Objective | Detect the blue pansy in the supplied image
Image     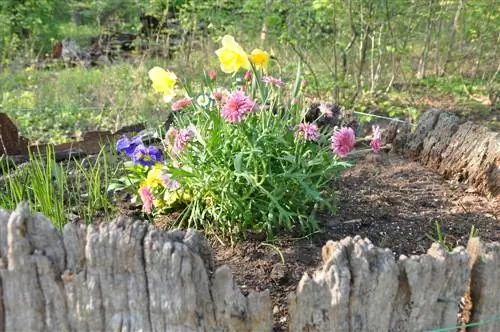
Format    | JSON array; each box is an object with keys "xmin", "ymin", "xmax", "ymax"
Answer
[
  {"xmin": 117, "ymin": 135, "xmax": 143, "ymax": 156},
  {"xmin": 132, "ymin": 144, "xmax": 163, "ymax": 166}
]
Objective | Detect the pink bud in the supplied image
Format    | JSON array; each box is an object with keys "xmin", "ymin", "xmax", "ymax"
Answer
[{"xmin": 208, "ymin": 70, "xmax": 217, "ymax": 81}]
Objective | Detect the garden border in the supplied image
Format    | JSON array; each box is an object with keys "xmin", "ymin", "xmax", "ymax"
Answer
[{"xmin": 0, "ymin": 204, "xmax": 499, "ymax": 331}]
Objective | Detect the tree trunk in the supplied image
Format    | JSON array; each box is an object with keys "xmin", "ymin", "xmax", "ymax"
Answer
[
  {"xmin": 388, "ymin": 109, "xmax": 500, "ymax": 198},
  {"xmin": 417, "ymin": 0, "xmax": 435, "ymax": 79},
  {"xmin": 260, "ymin": 0, "xmax": 272, "ymax": 48},
  {"xmin": 442, "ymin": 0, "xmax": 465, "ymax": 75}
]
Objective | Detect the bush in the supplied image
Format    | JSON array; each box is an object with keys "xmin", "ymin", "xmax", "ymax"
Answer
[{"xmin": 110, "ymin": 35, "xmax": 379, "ymax": 241}]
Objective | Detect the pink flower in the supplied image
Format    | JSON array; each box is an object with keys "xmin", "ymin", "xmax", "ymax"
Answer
[
  {"xmin": 262, "ymin": 76, "xmax": 284, "ymax": 87},
  {"xmin": 208, "ymin": 70, "xmax": 217, "ymax": 81},
  {"xmin": 138, "ymin": 185, "xmax": 154, "ymax": 214},
  {"xmin": 370, "ymin": 125, "xmax": 381, "ymax": 153},
  {"xmin": 164, "ymin": 127, "xmax": 178, "ymax": 147},
  {"xmin": 301, "ymin": 79, "xmax": 307, "ymax": 89},
  {"xmin": 161, "ymin": 173, "xmax": 181, "ymax": 190},
  {"xmin": 319, "ymin": 103, "xmax": 333, "ymax": 118},
  {"xmin": 244, "ymin": 71, "xmax": 252, "ymax": 81},
  {"xmin": 171, "ymin": 97, "xmax": 192, "ymax": 111},
  {"xmin": 173, "ymin": 127, "xmax": 195, "ymax": 153},
  {"xmin": 220, "ymin": 91, "xmax": 256, "ymax": 123},
  {"xmin": 212, "ymin": 88, "xmax": 230, "ymax": 105},
  {"xmin": 331, "ymin": 127, "xmax": 356, "ymax": 158},
  {"xmin": 297, "ymin": 123, "xmax": 320, "ymax": 141}
]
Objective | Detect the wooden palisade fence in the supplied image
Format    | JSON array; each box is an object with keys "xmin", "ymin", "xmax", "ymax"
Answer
[{"xmin": 0, "ymin": 204, "xmax": 499, "ymax": 331}]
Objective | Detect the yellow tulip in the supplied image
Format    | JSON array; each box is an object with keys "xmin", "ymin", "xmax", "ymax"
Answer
[
  {"xmin": 148, "ymin": 66, "xmax": 177, "ymax": 102},
  {"xmin": 215, "ymin": 35, "xmax": 251, "ymax": 74},
  {"xmin": 250, "ymin": 49, "xmax": 270, "ymax": 72}
]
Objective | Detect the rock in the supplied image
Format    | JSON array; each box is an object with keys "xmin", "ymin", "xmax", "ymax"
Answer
[
  {"xmin": 270, "ymin": 263, "xmax": 288, "ymax": 284},
  {"xmin": 0, "ymin": 113, "xmax": 28, "ymax": 155}
]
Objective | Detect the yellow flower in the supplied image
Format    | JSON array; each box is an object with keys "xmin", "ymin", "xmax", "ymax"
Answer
[
  {"xmin": 148, "ymin": 66, "xmax": 177, "ymax": 102},
  {"xmin": 215, "ymin": 35, "xmax": 251, "ymax": 74},
  {"xmin": 144, "ymin": 165, "xmax": 165, "ymax": 189},
  {"xmin": 164, "ymin": 190, "xmax": 192, "ymax": 206},
  {"xmin": 250, "ymin": 49, "xmax": 270, "ymax": 72},
  {"xmin": 153, "ymin": 198, "xmax": 165, "ymax": 208}
]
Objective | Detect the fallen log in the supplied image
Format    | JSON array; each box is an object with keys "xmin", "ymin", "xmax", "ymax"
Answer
[{"xmin": 385, "ymin": 109, "xmax": 499, "ymax": 198}]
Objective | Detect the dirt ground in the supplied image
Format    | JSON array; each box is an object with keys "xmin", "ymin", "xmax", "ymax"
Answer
[{"xmin": 209, "ymin": 151, "xmax": 499, "ymax": 330}]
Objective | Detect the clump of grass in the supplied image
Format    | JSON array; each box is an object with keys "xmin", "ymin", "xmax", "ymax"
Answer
[
  {"xmin": 0, "ymin": 145, "xmax": 116, "ymax": 230},
  {"xmin": 426, "ymin": 220, "xmax": 480, "ymax": 252}
]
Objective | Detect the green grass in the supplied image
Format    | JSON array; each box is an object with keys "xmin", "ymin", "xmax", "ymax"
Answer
[{"xmin": 0, "ymin": 145, "xmax": 117, "ymax": 229}]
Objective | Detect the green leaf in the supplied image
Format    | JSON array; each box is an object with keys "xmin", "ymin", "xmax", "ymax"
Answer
[{"xmin": 234, "ymin": 152, "xmax": 243, "ymax": 172}]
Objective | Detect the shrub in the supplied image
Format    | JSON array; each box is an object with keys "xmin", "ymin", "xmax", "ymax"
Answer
[{"xmin": 110, "ymin": 35, "xmax": 380, "ymax": 241}]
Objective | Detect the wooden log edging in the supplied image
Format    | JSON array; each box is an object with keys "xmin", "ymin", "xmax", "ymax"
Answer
[
  {"xmin": 0, "ymin": 204, "xmax": 272, "ymax": 332},
  {"xmin": 384, "ymin": 108, "xmax": 499, "ymax": 198},
  {"xmin": 0, "ymin": 205, "xmax": 499, "ymax": 331},
  {"xmin": 288, "ymin": 237, "xmax": 470, "ymax": 331}
]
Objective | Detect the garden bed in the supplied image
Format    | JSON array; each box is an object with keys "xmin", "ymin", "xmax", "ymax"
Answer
[
  {"xmin": 106, "ymin": 143, "xmax": 497, "ymax": 330},
  {"xmin": 206, "ymin": 151, "xmax": 499, "ymax": 330}
]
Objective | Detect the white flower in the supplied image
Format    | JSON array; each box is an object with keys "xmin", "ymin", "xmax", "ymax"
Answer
[{"xmin": 197, "ymin": 94, "xmax": 210, "ymax": 107}]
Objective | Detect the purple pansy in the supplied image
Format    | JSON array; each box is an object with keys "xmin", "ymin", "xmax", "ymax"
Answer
[
  {"xmin": 132, "ymin": 144, "xmax": 164, "ymax": 166},
  {"xmin": 117, "ymin": 135, "xmax": 143, "ymax": 156}
]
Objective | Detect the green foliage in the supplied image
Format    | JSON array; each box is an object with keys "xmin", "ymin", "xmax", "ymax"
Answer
[
  {"xmin": 111, "ymin": 46, "xmax": 354, "ymax": 241},
  {"xmin": 0, "ymin": 146, "xmax": 115, "ymax": 230},
  {"xmin": 0, "ymin": 0, "xmax": 68, "ymax": 53}
]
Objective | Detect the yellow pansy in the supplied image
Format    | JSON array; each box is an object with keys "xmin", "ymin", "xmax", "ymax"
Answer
[
  {"xmin": 249, "ymin": 49, "xmax": 270, "ymax": 72},
  {"xmin": 148, "ymin": 66, "xmax": 177, "ymax": 102},
  {"xmin": 153, "ymin": 198, "xmax": 165, "ymax": 208},
  {"xmin": 144, "ymin": 165, "xmax": 165, "ymax": 189},
  {"xmin": 215, "ymin": 35, "xmax": 251, "ymax": 74},
  {"xmin": 164, "ymin": 190, "xmax": 193, "ymax": 206}
]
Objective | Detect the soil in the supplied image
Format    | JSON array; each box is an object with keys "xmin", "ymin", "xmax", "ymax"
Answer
[{"xmin": 207, "ymin": 151, "xmax": 499, "ymax": 331}]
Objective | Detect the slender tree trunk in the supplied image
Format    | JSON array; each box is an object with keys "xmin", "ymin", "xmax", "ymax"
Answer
[
  {"xmin": 442, "ymin": 0, "xmax": 465, "ymax": 75},
  {"xmin": 383, "ymin": 0, "xmax": 396, "ymax": 94},
  {"xmin": 331, "ymin": 4, "xmax": 340, "ymax": 102},
  {"xmin": 417, "ymin": 0, "xmax": 435, "ymax": 79},
  {"xmin": 352, "ymin": 1, "xmax": 372, "ymax": 103},
  {"xmin": 434, "ymin": 6, "xmax": 444, "ymax": 76},
  {"xmin": 371, "ymin": 24, "xmax": 384, "ymax": 95},
  {"xmin": 260, "ymin": 0, "xmax": 272, "ymax": 48}
]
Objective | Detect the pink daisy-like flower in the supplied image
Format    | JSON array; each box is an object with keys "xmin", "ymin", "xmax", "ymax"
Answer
[
  {"xmin": 220, "ymin": 91, "xmax": 256, "ymax": 123},
  {"xmin": 161, "ymin": 172, "xmax": 181, "ymax": 190},
  {"xmin": 164, "ymin": 127, "xmax": 178, "ymax": 147},
  {"xmin": 262, "ymin": 76, "xmax": 284, "ymax": 87},
  {"xmin": 138, "ymin": 185, "xmax": 154, "ymax": 214},
  {"xmin": 173, "ymin": 127, "xmax": 195, "ymax": 153},
  {"xmin": 297, "ymin": 123, "xmax": 320, "ymax": 141},
  {"xmin": 319, "ymin": 103, "xmax": 333, "ymax": 118},
  {"xmin": 211, "ymin": 88, "xmax": 230, "ymax": 105},
  {"xmin": 331, "ymin": 127, "xmax": 356, "ymax": 158},
  {"xmin": 370, "ymin": 125, "xmax": 381, "ymax": 153},
  {"xmin": 171, "ymin": 97, "xmax": 192, "ymax": 111}
]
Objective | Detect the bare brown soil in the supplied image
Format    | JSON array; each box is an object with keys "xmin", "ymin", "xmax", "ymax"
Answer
[{"xmin": 208, "ymin": 152, "xmax": 499, "ymax": 330}]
